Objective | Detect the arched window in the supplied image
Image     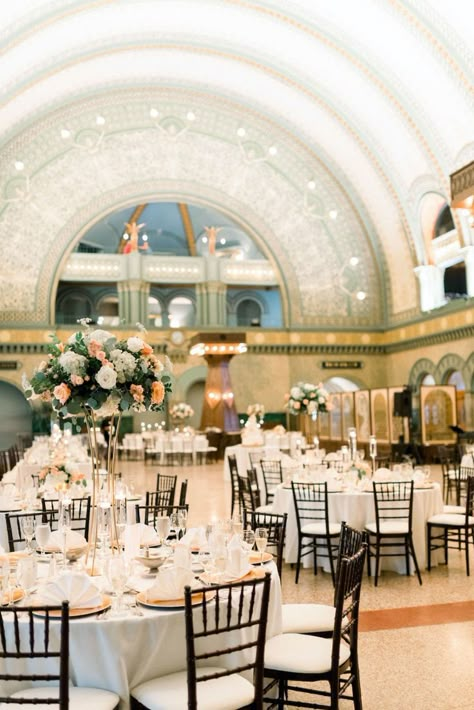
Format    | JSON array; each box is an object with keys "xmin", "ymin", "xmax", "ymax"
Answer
[
  {"xmin": 434, "ymin": 205, "xmax": 455, "ymax": 238},
  {"xmin": 444, "ymin": 262, "xmax": 467, "ymax": 300},
  {"xmin": 324, "ymin": 377, "xmax": 360, "ymax": 393},
  {"xmin": 97, "ymin": 295, "xmax": 119, "ymax": 327},
  {"xmin": 421, "ymin": 373, "xmax": 436, "ymax": 386},
  {"xmin": 148, "ymin": 296, "xmax": 163, "ymax": 327},
  {"xmin": 168, "ymin": 296, "xmax": 195, "ymax": 328},
  {"xmin": 236, "ymin": 298, "xmax": 262, "ymax": 327},
  {"xmin": 57, "ymin": 292, "xmax": 92, "ymax": 324}
]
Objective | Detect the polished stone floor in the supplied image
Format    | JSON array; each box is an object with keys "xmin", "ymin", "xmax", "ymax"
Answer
[{"xmin": 119, "ymin": 458, "xmax": 474, "ymax": 709}]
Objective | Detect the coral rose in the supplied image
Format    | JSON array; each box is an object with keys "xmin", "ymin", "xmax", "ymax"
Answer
[
  {"xmin": 141, "ymin": 343, "xmax": 153, "ymax": 356},
  {"xmin": 53, "ymin": 383, "xmax": 71, "ymax": 405},
  {"xmin": 151, "ymin": 380, "xmax": 165, "ymax": 405},
  {"xmin": 130, "ymin": 384, "xmax": 145, "ymax": 403}
]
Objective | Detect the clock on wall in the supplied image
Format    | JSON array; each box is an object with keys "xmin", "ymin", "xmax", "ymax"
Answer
[{"xmin": 170, "ymin": 330, "xmax": 185, "ymax": 346}]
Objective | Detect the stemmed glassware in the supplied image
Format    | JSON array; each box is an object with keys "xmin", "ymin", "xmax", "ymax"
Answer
[
  {"xmin": 106, "ymin": 556, "xmax": 129, "ymax": 616},
  {"xmin": 59, "ymin": 502, "xmax": 71, "ymax": 570},
  {"xmin": 155, "ymin": 515, "xmax": 171, "ymax": 548},
  {"xmin": 177, "ymin": 509, "xmax": 188, "ymax": 540},
  {"xmin": 254, "ymin": 527, "xmax": 268, "ymax": 566},
  {"xmin": 35, "ymin": 522, "xmax": 51, "ymax": 560},
  {"xmin": 20, "ymin": 516, "xmax": 37, "ymax": 555},
  {"xmin": 16, "ymin": 556, "xmax": 37, "ymax": 604},
  {"xmin": 242, "ymin": 529, "xmax": 255, "ymax": 553}
]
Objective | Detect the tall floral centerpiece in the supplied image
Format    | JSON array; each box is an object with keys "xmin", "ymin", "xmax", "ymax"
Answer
[
  {"xmin": 170, "ymin": 402, "xmax": 194, "ymax": 427},
  {"xmin": 23, "ymin": 320, "xmax": 172, "ymax": 564},
  {"xmin": 285, "ymin": 382, "xmax": 331, "ymax": 419}
]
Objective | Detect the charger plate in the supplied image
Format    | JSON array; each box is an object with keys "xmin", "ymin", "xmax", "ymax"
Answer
[
  {"xmin": 248, "ymin": 551, "xmax": 273, "ymax": 565},
  {"xmin": 0, "ymin": 551, "xmax": 29, "ymax": 567},
  {"xmin": 136, "ymin": 590, "xmax": 215, "ymax": 609},
  {"xmin": 32, "ymin": 594, "xmax": 112, "ymax": 618},
  {"xmin": 199, "ymin": 566, "xmax": 265, "ymax": 585}
]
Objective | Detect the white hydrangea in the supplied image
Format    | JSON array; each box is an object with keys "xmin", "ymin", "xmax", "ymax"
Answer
[
  {"xmin": 95, "ymin": 365, "xmax": 117, "ymax": 390},
  {"xmin": 110, "ymin": 349, "xmax": 137, "ymax": 383},
  {"xmin": 290, "ymin": 386, "xmax": 303, "ymax": 399},
  {"xmin": 85, "ymin": 329, "xmax": 115, "ymax": 345},
  {"xmin": 127, "ymin": 337, "xmax": 145, "ymax": 353},
  {"xmin": 59, "ymin": 351, "xmax": 88, "ymax": 375}
]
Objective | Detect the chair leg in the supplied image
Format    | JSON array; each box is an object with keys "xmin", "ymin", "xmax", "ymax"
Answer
[
  {"xmin": 409, "ymin": 535, "xmax": 422, "ymax": 585},
  {"xmin": 313, "ymin": 538, "xmax": 318, "ymax": 576},
  {"xmin": 366, "ymin": 538, "xmax": 372, "ymax": 577},
  {"xmin": 465, "ymin": 530, "xmax": 470, "ymax": 576},
  {"xmin": 444, "ymin": 529, "xmax": 449, "ymax": 565},
  {"xmin": 405, "ymin": 536, "xmax": 410, "ymax": 577},
  {"xmin": 375, "ymin": 536, "xmax": 381, "ymax": 586},
  {"xmin": 327, "ymin": 537, "xmax": 336, "ymax": 586},
  {"xmin": 351, "ymin": 663, "xmax": 363, "ymax": 710},
  {"xmin": 295, "ymin": 539, "xmax": 302, "ymax": 584}
]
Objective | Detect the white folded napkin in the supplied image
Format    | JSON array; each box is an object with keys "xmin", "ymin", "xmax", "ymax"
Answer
[
  {"xmin": 174, "ymin": 542, "xmax": 192, "ymax": 569},
  {"xmin": 179, "ymin": 527, "xmax": 207, "ymax": 548},
  {"xmin": 136, "ymin": 523, "xmax": 159, "ymax": 546},
  {"xmin": 38, "ymin": 572, "xmax": 102, "ymax": 608},
  {"xmin": 412, "ymin": 468, "xmax": 425, "ymax": 484},
  {"xmin": 226, "ymin": 535, "xmax": 250, "ymax": 579},
  {"xmin": 0, "ymin": 496, "xmax": 20, "ymax": 511},
  {"xmin": 145, "ymin": 566, "xmax": 197, "ymax": 601},
  {"xmin": 48, "ymin": 529, "xmax": 87, "ymax": 550}
]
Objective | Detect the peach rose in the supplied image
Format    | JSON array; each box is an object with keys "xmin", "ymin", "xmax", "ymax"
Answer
[
  {"xmin": 87, "ymin": 340, "xmax": 103, "ymax": 358},
  {"xmin": 293, "ymin": 401, "xmax": 301, "ymax": 409},
  {"xmin": 130, "ymin": 384, "xmax": 145, "ymax": 403},
  {"xmin": 70, "ymin": 374, "xmax": 84, "ymax": 386},
  {"xmin": 151, "ymin": 380, "xmax": 165, "ymax": 406},
  {"xmin": 141, "ymin": 343, "xmax": 153, "ymax": 356},
  {"xmin": 53, "ymin": 383, "xmax": 71, "ymax": 405}
]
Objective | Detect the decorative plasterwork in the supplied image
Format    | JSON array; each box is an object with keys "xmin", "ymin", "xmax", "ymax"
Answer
[{"xmin": 0, "ymin": 92, "xmax": 384, "ymax": 328}]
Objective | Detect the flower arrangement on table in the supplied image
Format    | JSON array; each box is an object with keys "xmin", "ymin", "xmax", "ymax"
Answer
[
  {"xmin": 246, "ymin": 403, "xmax": 265, "ymax": 419},
  {"xmin": 353, "ymin": 460, "xmax": 372, "ymax": 481},
  {"xmin": 170, "ymin": 402, "xmax": 194, "ymax": 421},
  {"xmin": 38, "ymin": 463, "xmax": 87, "ymax": 492},
  {"xmin": 22, "ymin": 320, "xmax": 172, "ymax": 419},
  {"xmin": 285, "ymin": 382, "xmax": 331, "ymax": 418}
]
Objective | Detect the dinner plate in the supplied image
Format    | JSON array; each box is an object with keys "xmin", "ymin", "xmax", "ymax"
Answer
[
  {"xmin": 32, "ymin": 594, "xmax": 112, "ymax": 618},
  {"xmin": 136, "ymin": 590, "xmax": 213, "ymax": 609},
  {"xmin": 1, "ymin": 588, "xmax": 25, "ymax": 605},
  {"xmin": 199, "ymin": 566, "xmax": 265, "ymax": 585},
  {"xmin": 248, "ymin": 551, "xmax": 273, "ymax": 565}
]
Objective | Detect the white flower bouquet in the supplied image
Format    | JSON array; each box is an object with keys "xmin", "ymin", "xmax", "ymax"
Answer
[
  {"xmin": 170, "ymin": 402, "xmax": 194, "ymax": 420},
  {"xmin": 285, "ymin": 381, "xmax": 331, "ymax": 417},
  {"xmin": 23, "ymin": 321, "xmax": 172, "ymax": 418},
  {"xmin": 247, "ymin": 403, "xmax": 265, "ymax": 419}
]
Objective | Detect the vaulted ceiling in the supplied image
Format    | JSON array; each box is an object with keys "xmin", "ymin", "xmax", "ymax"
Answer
[{"xmin": 0, "ymin": 0, "xmax": 472, "ymax": 327}]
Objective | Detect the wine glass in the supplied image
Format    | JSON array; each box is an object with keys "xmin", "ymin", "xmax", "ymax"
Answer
[
  {"xmin": 59, "ymin": 504, "xmax": 71, "ymax": 570},
  {"xmin": 177, "ymin": 509, "xmax": 188, "ymax": 540},
  {"xmin": 198, "ymin": 547, "xmax": 214, "ymax": 582},
  {"xmin": 35, "ymin": 522, "xmax": 51, "ymax": 560},
  {"xmin": 213, "ymin": 546, "xmax": 227, "ymax": 584},
  {"xmin": 242, "ymin": 529, "xmax": 255, "ymax": 553},
  {"xmin": 16, "ymin": 557, "xmax": 37, "ymax": 604},
  {"xmin": 155, "ymin": 515, "xmax": 171, "ymax": 546},
  {"xmin": 20, "ymin": 516, "xmax": 37, "ymax": 555},
  {"xmin": 255, "ymin": 528, "xmax": 268, "ymax": 566},
  {"xmin": 107, "ymin": 556, "xmax": 129, "ymax": 616}
]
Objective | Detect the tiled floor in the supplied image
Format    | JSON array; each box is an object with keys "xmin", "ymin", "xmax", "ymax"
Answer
[{"xmin": 119, "ymin": 458, "xmax": 474, "ymax": 709}]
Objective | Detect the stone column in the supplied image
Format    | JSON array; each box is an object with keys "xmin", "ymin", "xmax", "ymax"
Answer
[
  {"xmin": 414, "ymin": 265, "xmax": 447, "ymax": 312},
  {"xmin": 195, "ymin": 283, "xmax": 227, "ymax": 326},
  {"xmin": 118, "ymin": 280, "xmax": 149, "ymax": 325}
]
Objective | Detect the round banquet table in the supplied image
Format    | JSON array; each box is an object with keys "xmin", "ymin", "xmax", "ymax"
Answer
[
  {"xmin": 272, "ymin": 482, "xmax": 444, "ymax": 574},
  {"xmin": 0, "ymin": 562, "xmax": 282, "ymax": 709}
]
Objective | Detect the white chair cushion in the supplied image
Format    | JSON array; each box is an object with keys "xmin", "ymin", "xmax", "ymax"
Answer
[
  {"xmin": 264, "ymin": 633, "xmax": 350, "ymax": 674},
  {"xmin": 282, "ymin": 603, "xmax": 335, "ymax": 634},
  {"xmin": 443, "ymin": 505, "xmax": 466, "ymax": 515},
  {"xmin": 428, "ymin": 513, "xmax": 474, "ymax": 526},
  {"xmin": 301, "ymin": 522, "xmax": 340, "ymax": 536},
  {"xmin": 3, "ymin": 687, "xmax": 119, "ymax": 710},
  {"xmin": 365, "ymin": 521, "xmax": 409, "ymax": 535},
  {"xmin": 131, "ymin": 667, "xmax": 254, "ymax": 710},
  {"xmin": 256, "ymin": 504, "xmax": 274, "ymax": 514}
]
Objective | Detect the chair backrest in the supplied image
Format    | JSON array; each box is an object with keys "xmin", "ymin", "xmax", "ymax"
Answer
[
  {"xmin": 244, "ymin": 511, "xmax": 287, "ymax": 577},
  {"xmin": 146, "ymin": 488, "xmax": 175, "ymax": 513},
  {"xmin": 331, "ymin": 544, "xmax": 367, "ymax": 677},
  {"xmin": 5, "ymin": 510, "xmax": 53, "ymax": 552},
  {"xmin": 135, "ymin": 503, "xmax": 189, "ymax": 528},
  {"xmin": 333, "ymin": 521, "xmax": 368, "ymax": 605},
  {"xmin": 259, "ymin": 460, "xmax": 283, "ymax": 499},
  {"xmin": 0, "ymin": 602, "xmax": 70, "ymax": 709},
  {"xmin": 178, "ymin": 479, "xmax": 188, "ymax": 507},
  {"xmin": 238, "ymin": 474, "xmax": 258, "ymax": 515},
  {"xmin": 227, "ymin": 454, "xmax": 241, "ymax": 498},
  {"xmin": 155, "ymin": 473, "xmax": 177, "ymax": 503},
  {"xmin": 184, "ymin": 574, "xmax": 271, "ymax": 710},
  {"xmin": 372, "ymin": 481, "xmax": 414, "ymax": 531},
  {"xmin": 41, "ymin": 496, "xmax": 92, "ymax": 540},
  {"xmin": 291, "ymin": 481, "xmax": 330, "ymax": 533},
  {"xmin": 463, "ymin": 473, "xmax": 474, "ymax": 518}
]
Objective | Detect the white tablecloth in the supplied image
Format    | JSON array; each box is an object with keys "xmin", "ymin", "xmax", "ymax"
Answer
[
  {"xmin": 224, "ymin": 445, "xmax": 300, "ymax": 504},
  {"xmin": 272, "ymin": 483, "xmax": 444, "ymax": 574},
  {"xmin": 0, "ymin": 562, "xmax": 282, "ymax": 709},
  {"xmin": 460, "ymin": 453, "xmax": 474, "ymax": 468}
]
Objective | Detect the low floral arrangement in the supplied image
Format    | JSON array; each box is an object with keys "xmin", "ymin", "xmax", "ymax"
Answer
[
  {"xmin": 38, "ymin": 463, "xmax": 87, "ymax": 492},
  {"xmin": 247, "ymin": 403, "xmax": 265, "ymax": 419},
  {"xmin": 353, "ymin": 461, "xmax": 372, "ymax": 480},
  {"xmin": 285, "ymin": 382, "xmax": 331, "ymax": 417},
  {"xmin": 23, "ymin": 320, "xmax": 172, "ymax": 419},
  {"xmin": 170, "ymin": 402, "xmax": 194, "ymax": 420}
]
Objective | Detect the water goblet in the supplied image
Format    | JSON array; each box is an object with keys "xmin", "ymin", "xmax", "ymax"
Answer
[
  {"xmin": 16, "ymin": 556, "xmax": 37, "ymax": 604},
  {"xmin": 255, "ymin": 528, "xmax": 268, "ymax": 566},
  {"xmin": 20, "ymin": 516, "xmax": 37, "ymax": 555},
  {"xmin": 177, "ymin": 509, "xmax": 188, "ymax": 540},
  {"xmin": 35, "ymin": 523, "xmax": 51, "ymax": 560},
  {"xmin": 213, "ymin": 546, "xmax": 227, "ymax": 584},
  {"xmin": 107, "ymin": 556, "xmax": 129, "ymax": 616},
  {"xmin": 155, "ymin": 515, "xmax": 171, "ymax": 546},
  {"xmin": 242, "ymin": 529, "xmax": 255, "ymax": 553}
]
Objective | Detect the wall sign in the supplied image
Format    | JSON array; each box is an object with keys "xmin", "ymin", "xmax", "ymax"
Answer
[
  {"xmin": 0, "ymin": 361, "xmax": 20, "ymax": 370},
  {"xmin": 321, "ymin": 361, "xmax": 363, "ymax": 369}
]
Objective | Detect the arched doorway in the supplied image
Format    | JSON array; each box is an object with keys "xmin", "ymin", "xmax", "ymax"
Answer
[
  {"xmin": 185, "ymin": 380, "xmax": 206, "ymax": 430},
  {"xmin": 0, "ymin": 381, "xmax": 33, "ymax": 449}
]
